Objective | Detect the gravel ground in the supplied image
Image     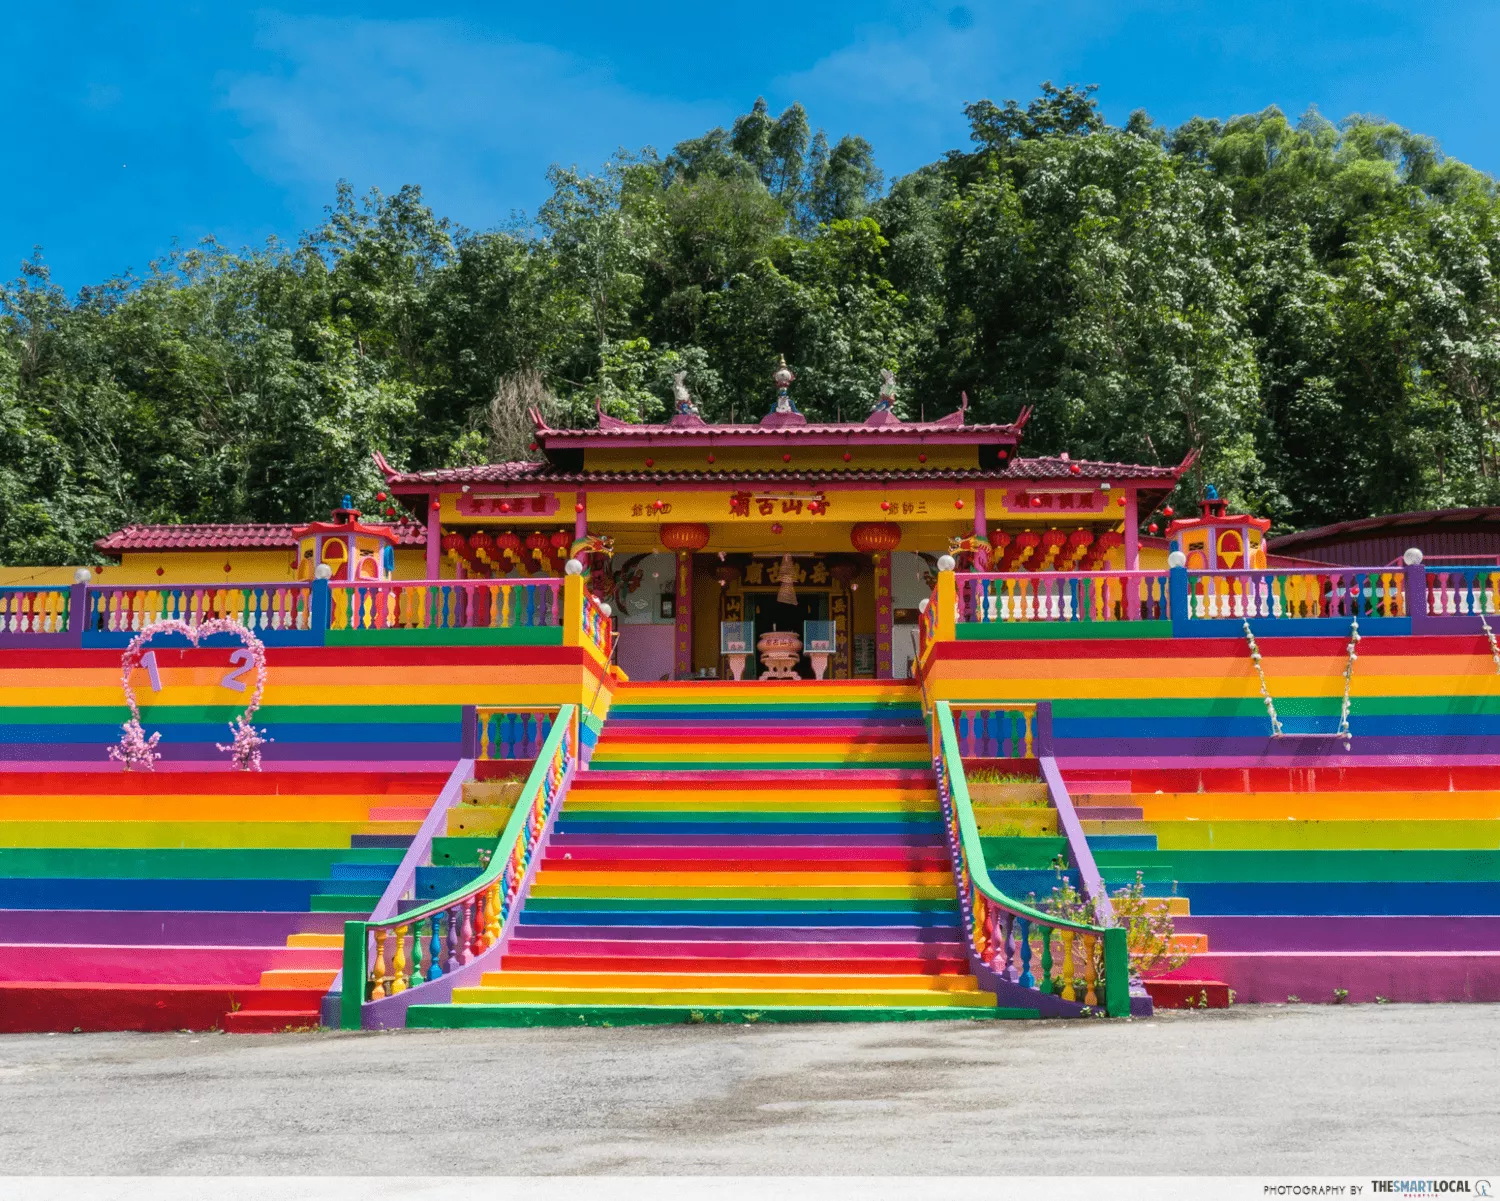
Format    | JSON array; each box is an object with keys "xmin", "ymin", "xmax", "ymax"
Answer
[{"xmin": 1, "ymin": 1005, "xmax": 1496, "ymax": 1176}]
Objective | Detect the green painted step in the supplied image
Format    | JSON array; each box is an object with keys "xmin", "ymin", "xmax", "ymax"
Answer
[
  {"xmin": 431, "ymin": 836, "xmax": 489, "ymax": 867},
  {"xmin": 311, "ymin": 893, "xmax": 382, "ymax": 912},
  {"xmin": 407, "ymin": 1004, "xmax": 1038, "ymax": 1027},
  {"xmin": 1091, "ymin": 848, "xmax": 1500, "ymax": 882},
  {"xmin": 981, "ymin": 836, "xmax": 1070, "ymax": 869},
  {"xmin": 0, "ymin": 847, "xmax": 406, "ymax": 878}
]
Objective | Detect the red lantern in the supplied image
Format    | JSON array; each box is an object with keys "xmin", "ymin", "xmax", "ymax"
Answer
[
  {"xmin": 644, "ymin": 458, "xmax": 654, "ymax": 468},
  {"xmin": 851, "ymin": 522, "xmax": 902, "ymax": 554},
  {"xmin": 575, "ymin": 502, "xmax": 585, "ymax": 513},
  {"xmin": 658, "ymin": 523, "xmax": 710, "ymax": 552},
  {"xmin": 707, "ymin": 453, "xmax": 715, "ymax": 464},
  {"xmin": 770, "ymin": 523, "xmax": 783, "ymax": 535},
  {"xmin": 1148, "ymin": 523, "xmax": 1159, "ymax": 534},
  {"xmin": 155, "ymin": 566, "xmax": 164, "ymax": 577},
  {"xmin": 1031, "ymin": 496, "xmax": 1042, "ymax": 507},
  {"xmin": 783, "ymin": 452, "xmax": 792, "ymax": 463},
  {"xmin": 842, "ymin": 452, "xmax": 852, "ymax": 462},
  {"xmin": 494, "ymin": 531, "xmax": 523, "ymax": 571},
  {"xmin": 955, "ymin": 499, "xmax": 965, "ymax": 510},
  {"xmin": 880, "ymin": 500, "xmax": 891, "ymax": 512},
  {"xmin": 1163, "ymin": 505, "xmax": 1175, "ymax": 517},
  {"xmin": 998, "ymin": 450, "xmax": 1008, "ymax": 459},
  {"xmin": 441, "ymin": 532, "xmax": 466, "ymax": 558},
  {"xmin": 1116, "ymin": 496, "xmax": 1126, "ymax": 507},
  {"xmin": 469, "ymin": 531, "xmax": 497, "ymax": 564},
  {"xmin": 1068, "ymin": 463, "xmax": 1081, "ymax": 475},
  {"xmin": 376, "ymin": 491, "xmax": 387, "ymax": 502},
  {"xmin": 918, "ymin": 452, "xmax": 927, "ymax": 463}
]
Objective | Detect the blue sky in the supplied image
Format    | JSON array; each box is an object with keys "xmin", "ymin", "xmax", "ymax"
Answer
[{"xmin": 11, "ymin": 1, "xmax": 1499, "ymax": 292}]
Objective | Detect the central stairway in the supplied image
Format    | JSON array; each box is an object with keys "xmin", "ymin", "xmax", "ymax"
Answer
[{"xmin": 409, "ymin": 681, "xmax": 1028, "ymax": 1026}]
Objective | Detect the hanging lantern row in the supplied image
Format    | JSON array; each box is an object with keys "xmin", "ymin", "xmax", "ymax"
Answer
[
  {"xmin": 850, "ymin": 522, "xmax": 902, "ymax": 554},
  {"xmin": 443, "ymin": 529, "xmax": 571, "ymax": 576}
]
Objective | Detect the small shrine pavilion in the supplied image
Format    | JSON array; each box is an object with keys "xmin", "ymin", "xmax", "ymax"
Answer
[{"xmin": 379, "ymin": 364, "xmax": 1191, "ymax": 681}]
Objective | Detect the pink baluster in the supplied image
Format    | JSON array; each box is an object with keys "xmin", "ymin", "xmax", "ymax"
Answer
[
  {"xmin": 458, "ymin": 899, "xmax": 474, "ymax": 965},
  {"xmin": 446, "ymin": 904, "xmax": 461, "ymax": 972}
]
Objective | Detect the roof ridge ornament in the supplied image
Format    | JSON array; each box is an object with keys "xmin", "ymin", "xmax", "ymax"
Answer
[
  {"xmin": 668, "ymin": 370, "xmax": 707, "ymax": 428},
  {"xmin": 761, "ymin": 355, "xmax": 807, "ymax": 428},
  {"xmin": 866, "ymin": 368, "xmax": 903, "ymax": 427}
]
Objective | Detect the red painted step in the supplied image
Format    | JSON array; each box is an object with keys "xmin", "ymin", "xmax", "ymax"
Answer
[
  {"xmin": 542, "ymin": 847, "xmax": 952, "ymax": 869},
  {"xmin": 222, "ymin": 1009, "xmax": 320, "ymax": 1033},
  {"xmin": 568, "ymin": 771, "xmax": 937, "ymax": 790},
  {"xmin": 0, "ymin": 982, "xmax": 252, "ymax": 1033},
  {"xmin": 1141, "ymin": 978, "xmax": 1233, "ymax": 1009},
  {"xmin": 500, "ymin": 952, "xmax": 972, "ymax": 974}
]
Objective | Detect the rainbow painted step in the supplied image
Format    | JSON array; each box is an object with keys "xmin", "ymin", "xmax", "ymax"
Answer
[
  {"xmin": 1064, "ymin": 764, "xmax": 1500, "ymax": 1003},
  {"xmin": 408, "ymin": 681, "xmax": 1023, "ymax": 1026},
  {"xmin": 0, "ymin": 770, "xmax": 446, "ymax": 1032}
]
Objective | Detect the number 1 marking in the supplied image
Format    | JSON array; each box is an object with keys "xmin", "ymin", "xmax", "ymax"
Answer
[{"xmin": 140, "ymin": 651, "xmax": 163, "ymax": 693}]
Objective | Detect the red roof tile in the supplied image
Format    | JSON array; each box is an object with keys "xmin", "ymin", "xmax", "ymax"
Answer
[{"xmin": 96, "ymin": 522, "xmax": 427, "ymax": 554}]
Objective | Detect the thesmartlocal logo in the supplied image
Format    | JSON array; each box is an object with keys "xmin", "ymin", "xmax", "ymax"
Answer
[{"xmin": 1371, "ymin": 1183, "xmax": 1491, "ymax": 1197}]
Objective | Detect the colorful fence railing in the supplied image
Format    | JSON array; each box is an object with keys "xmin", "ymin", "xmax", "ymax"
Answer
[
  {"xmin": 932, "ymin": 700, "xmax": 1128, "ymax": 1017},
  {"xmin": 0, "ymin": 586, "xmax": 71, "ymax": 634},
  {"xmin": 88, "ymin": 583, "xmax": 313, "ymax": 633},
  {"xmin": 581, "ymin": 590, "xmax": 612, "ymax": 660},
  {"xmin": 1183, "ymin": 568, "xmax": 1406, "ymax": 621},
  {"xmin": 473, "ymin": 706, "xmax": 559, "ymax": 762},
  {"xmin": 341, "ymin": 706, "xmax": 578, "ymax": 1029},
  {"xmin": 951, "ymin": 702, "xmax": 1036, "ymax": 759},
  {"xmin": 330, "ymin": 579, "xmax": 562, "ymax": 632},
  {"xmin": 958, "ymin": 572, "xmax": 1170, "ymax": 625},
  {"xmin": 1425, "ymin": 567, "xmax": 1499, "ymax": 618}
]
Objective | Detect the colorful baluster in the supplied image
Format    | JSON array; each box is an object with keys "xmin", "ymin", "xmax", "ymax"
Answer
[
  {"xmin": 390, "ymin": 924, "xmax": 409, "ymax": 994},
  {"xmin": 409, "ymin": 917, "xmax": 427, "ymax": 988},
  {"xmin": 458, "ymin": 899, "xmax": 474, "ymax": 964},
  {"xmin": 1038, "ymin": 926, "xmax": 1054, "ymax": 995},
  {"xmin": 1060, "ymin": 930, "xmax": 1076, "ymax": 1002},
  {"xmin": 427, "ymin": 912, "xmax": 444, "ymax": 981},
  {"xmin": 369, "ymin": 928, "xmax": 388, "ymax": 1001},
  {"xmin": 1017, "ymin": 919, "xmax": 1034, "ymax": 988},
  {"xmin": 446, "ymin": 905, "xmax": 461, "ymax": 972},
  {"xmin": 1083, "ymin": 933, "xmax": 1098, "ymax": 1006},
  {"xmin": 484, "ymin": 880, "xmax": 502, "ymax": 947}
]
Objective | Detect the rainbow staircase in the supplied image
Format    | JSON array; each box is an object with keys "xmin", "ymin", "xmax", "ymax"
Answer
[
  {"xmin": 408, "ymin": 681, "xmax": 1031, "ymax": 1026},
  {"xmin": 1065, "ymin": 764, "xmax": 1500, "ymax": 1005},
  {"xmin": 0, "ymin": 770, "xmax": 445, "ymax": 1032}
]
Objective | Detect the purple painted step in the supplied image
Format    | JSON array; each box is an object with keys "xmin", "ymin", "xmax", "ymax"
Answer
[
  {"xmin": 547, "ymin": 833, "xmax": 947, "ymax": 849},
  {"xmin": 1178, "ymin": 915, "xmax": 1500, "ymax": 952},
  {"xmin": 0, "ymin": 910, "xmax": 358, "ymax": 945},
  {"xmin": 1075, "ymin": 806, "xmax": 1145, "ymax": 821}
]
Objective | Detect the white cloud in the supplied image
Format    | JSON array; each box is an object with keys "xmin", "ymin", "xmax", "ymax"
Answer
[{"xmin": 221, "ymin": 14, "xmax": 722, "ymax": 225}]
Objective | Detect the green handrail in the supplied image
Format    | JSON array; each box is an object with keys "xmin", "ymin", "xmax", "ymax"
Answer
[
  {"xmin": 341, "ymin": 704, "xmax": 577, "ymax": 1027},
  {"xmin": 934, "ymin": 700, "xmax": 1129, "ymax": 1016}
]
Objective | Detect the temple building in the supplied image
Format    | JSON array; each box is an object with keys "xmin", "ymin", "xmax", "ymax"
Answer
[{"xmin": 376, "ymin": 366, "xmax": 1192, "ymax": 681}]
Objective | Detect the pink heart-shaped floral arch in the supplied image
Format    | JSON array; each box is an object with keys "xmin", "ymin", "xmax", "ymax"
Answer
[{"xmin": 111, "ymin": 618, "xmax": 270, "ymax": 771}]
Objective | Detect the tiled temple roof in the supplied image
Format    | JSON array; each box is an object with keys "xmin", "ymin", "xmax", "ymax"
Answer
[
  {"xmin": 378, "ymin": 455, "xmax": 1187, "ymax": 489},
  {"xmin": 96, "ymin": 522, "xmax": 427, "ymax": 554}
]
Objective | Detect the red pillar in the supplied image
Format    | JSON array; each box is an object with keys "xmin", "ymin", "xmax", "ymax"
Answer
[
  {"xmin": 1123, "ymin": 489, "xmax": 1140, "ymax": 570},
  {"xmin": 875, "ymin": 552, "xmax": 893, "ymax": 679},
  {"xmin": 425, "ymin": 496, "xmax": 441, "ymax": 580},
  {"xmin": 674, "ymin": 550, "xmax": 693, "ymax": 680},
  {"xmin": 973, "ymin": 489, "xmax": 989, "ymax": 571}
]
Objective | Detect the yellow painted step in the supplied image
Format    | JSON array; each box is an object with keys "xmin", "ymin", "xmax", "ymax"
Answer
[
  {"xmin": 565, "ymin": 796, "xmax": 938, "ymax": 814},
  {"xmin": 969, "ymin": 783, "xmax": 1051, "ymax": 806},
  {"xmin": 527, "ymin": 882, "xmax": 959, "ymax": 901},
  {"xmin": 1135, "ymin": 791, "xmax": 1500, "ymax": 822},
  {"xmin": 0, "ymin": 821, "xmax": 378, "ymax": 850},
  {"xmin": 975, "ymin": 807, "xmax": 1058, "ymax": 836},
  {"xmin": 462, "ymin": 781, "xmax": 525, "ymax": 808},
  {"xmin": 479, "ymin": 969, "xmax": 980, "ymax": 991},
  {"xmin": 1142, "ymin": 897, "xmax": 1191, "ymax": 917},
  {"xmin": 447, "ymin": 807, "xmax": 514, "ymax": 837},
  {"xmin": 1172, "ymin": 932, "xmax": 1209, "ymax": 954},
  {"xmin": 455, "ymin": 986, "xmax": 997, "ymax": 1008},
  {"xmin": 258, "ymin": 968, "xmax": 338, "ymax": 989},
  {"xmin": 589, "ymin": 745, "xmax": 923, "ymax": 764},
  {"xmin": 535, "ymin": 869, "xmax": 954, "ymax": 887},
  {"xmin": 285, "ymin": 933, "xmax": 343, "ymax": 949},
  {"xmin": 0, "ymin": 797, "xmax": 399, "ymax": 822}
]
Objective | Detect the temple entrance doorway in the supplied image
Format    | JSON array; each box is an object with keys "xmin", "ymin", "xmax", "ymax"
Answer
[{"xmin": 746, "ymin": 591, "xmax": 829, "ymax": 680}]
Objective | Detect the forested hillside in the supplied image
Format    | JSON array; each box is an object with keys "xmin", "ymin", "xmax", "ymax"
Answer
[{"xmin": 3, "ymin": 84, "xmax": 1498, "ymax": 565}]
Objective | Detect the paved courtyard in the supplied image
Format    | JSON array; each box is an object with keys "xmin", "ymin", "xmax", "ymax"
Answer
[{"xmin": 1, "ymin": 1005, "xmax": 1496, "ymax": 1176}]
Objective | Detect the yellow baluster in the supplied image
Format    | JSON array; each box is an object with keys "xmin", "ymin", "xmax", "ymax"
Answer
[
  {"xmin": 391, "ymin": 924, "xmax": 409, "ymax": 994},
  {"xmin": 370, "ymin": 928, "xmax": 388, "ymax": 1000},
  {"xmin": 1060, "ymin": 931, "xmax": 1076, "ymax": 1002},
  {"xmin": 484, "ymin": 880, "xmax": 502, "ymax": 946},
  {"xmin": 1083, "ymin": 933, "xmax": 1098, "ymax": 1006}
]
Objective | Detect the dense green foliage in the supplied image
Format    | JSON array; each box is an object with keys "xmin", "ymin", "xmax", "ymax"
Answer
[{"xmin": 4, "ymin": 86, "xmax": 1499, "ymax": 565}]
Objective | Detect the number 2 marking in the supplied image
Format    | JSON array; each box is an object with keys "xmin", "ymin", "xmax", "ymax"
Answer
[
  {"xmin": 140, "ymin": 651, "xmax": 163, "ymax": 693},
  {"xmin": 220, "ymin": 649, "xmax": 253, "ymax": 693}
]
